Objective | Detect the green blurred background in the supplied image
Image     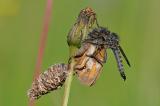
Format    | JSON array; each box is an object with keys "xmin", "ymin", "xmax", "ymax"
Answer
[{"xmin": 0, "ymin": 0, "xmax": 160, "ymax": 106}]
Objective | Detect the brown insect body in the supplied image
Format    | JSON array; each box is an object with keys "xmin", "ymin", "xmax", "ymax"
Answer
[{"xmin": 74, "ymin": 42, "xmax": 107, "ymax": 86}]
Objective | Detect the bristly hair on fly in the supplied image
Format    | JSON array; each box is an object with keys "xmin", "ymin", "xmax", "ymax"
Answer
[
  {"xmin": 83, "ymin": 27, "xmax": 131, "ymax": 80},
  {"xmin": 27, "ymin": 63, "xmax": 68, "ymax": 100}
]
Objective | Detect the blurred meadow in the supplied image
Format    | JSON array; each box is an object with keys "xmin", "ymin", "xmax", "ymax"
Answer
[{"xmin": 0, "ymin": 0, "xmax": 160, "ymax": 106}]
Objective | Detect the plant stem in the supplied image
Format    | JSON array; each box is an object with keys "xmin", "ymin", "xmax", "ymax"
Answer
[{"xmin": 61, "ymin": 46, "xmax": 78, "ymax": 106}]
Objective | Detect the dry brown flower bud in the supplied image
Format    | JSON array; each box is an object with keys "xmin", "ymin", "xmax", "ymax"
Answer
[
  {"xmin": 67, "ymin": 7, "xmax": 98, "ymax": 48},
  {"xmin": 27, "ymin": 63, "xmax": 68, "ymax": 100}
]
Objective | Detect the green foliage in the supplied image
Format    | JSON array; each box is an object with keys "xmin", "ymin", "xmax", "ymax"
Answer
[{"xmin": 0, "ymin": 0, "xmax": 160, "ymax": 106}]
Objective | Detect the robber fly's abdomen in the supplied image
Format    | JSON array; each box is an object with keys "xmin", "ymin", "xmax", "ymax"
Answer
[{"xmin": 112, "ymin": 49, "xmax": 126, "ymax": 80}]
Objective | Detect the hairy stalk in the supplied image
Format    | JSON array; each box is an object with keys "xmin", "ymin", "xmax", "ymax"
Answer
[{"xmin": 61, "ymin": 46, "xmax": 78, "ymax": 106}]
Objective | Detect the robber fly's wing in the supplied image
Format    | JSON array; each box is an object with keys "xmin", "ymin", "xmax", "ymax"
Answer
[
  {"xmin": 118, "ymin": 45, "xmax": 131, "ymax": 67},
  {"xmin": 112, "ymin": 48, "xmax": 126, "ymax": 80}
]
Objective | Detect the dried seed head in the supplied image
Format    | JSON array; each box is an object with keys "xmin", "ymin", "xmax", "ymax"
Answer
[
  {"xmin": 27, "ymin": 63, "xmax": 68, "ymax": 100},
  {"xmin": 67, "ymin": 7, "xmax": 97, "ymax": 48},
  {"xmin": 78, "ymin": 7, "xmax": 96, "ymax": 27}
]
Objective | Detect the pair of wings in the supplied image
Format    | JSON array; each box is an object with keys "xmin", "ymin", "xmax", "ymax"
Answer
[{"xmin": 74, "ymin": 43, "xmax": 107, "ymax": 86}]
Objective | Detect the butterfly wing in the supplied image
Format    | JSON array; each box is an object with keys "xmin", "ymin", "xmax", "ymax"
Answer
[
  {"xmin": 75, "ymin": 47, "xmax": 106, "ymax": 86},
  {"xmin": 77, "ymin": 58, "xmax": 102, "ymax": 86}
]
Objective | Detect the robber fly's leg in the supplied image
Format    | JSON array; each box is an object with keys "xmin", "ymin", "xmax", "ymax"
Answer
[
  {"xmin": 112, "ymin": 48, "xmax": 126, "ymax": 80},
  {"xmin": 95, "ymin": 18, "xmax": 100, "ymax": 28},
  {"xmin": 84, "ymin": 41, "xmax": 99, "ymax": 46},
  {"xmin": 93, "ymin": 56, "xmax": 103, "ymax": 66}
]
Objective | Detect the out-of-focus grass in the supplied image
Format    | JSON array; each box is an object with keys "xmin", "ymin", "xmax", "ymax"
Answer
[
  {"xmin": 0, "ymin": 0, "xmax": 20, "ymax": 16},
  {"xmin": 0, "ymin": 0, "xmax": 160, "ymax": 106}
]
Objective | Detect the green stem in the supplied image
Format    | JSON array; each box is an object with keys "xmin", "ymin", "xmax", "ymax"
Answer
[{"xmin": 61, "ymin": 46, "xmax": 78, "ymax": 106}]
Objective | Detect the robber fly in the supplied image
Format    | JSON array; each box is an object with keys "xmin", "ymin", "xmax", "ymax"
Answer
[{"xmin": 74, "ymin": 27, "xmax": 130, "ymax": 86}]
